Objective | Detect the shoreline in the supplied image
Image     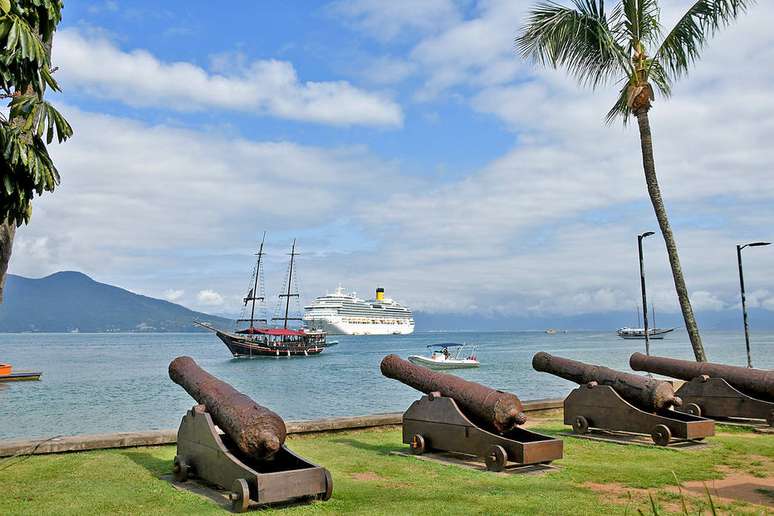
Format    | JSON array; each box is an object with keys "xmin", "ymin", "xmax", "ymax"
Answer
[{"xmin": 0, "ymin": 398, "xmax": 562, "ymax": 457}]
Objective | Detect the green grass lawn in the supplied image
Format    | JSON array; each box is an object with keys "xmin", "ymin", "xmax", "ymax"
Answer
[{"xmin": 1, "ymin": 419, "xmax": 772, "ymax": 515}]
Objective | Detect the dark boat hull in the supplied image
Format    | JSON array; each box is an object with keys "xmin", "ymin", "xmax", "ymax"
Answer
[
  {"xmin": 216, "ymin": 331, "xmax": 325, "ymax": 358},
  {"xmin": 0, "ymin": 371, "xmax": 42, "ymax": 382}
]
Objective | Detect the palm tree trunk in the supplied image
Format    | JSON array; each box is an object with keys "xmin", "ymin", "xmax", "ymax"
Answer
[
  {"xmin": 635, "ymin": 110, "xmax": 707, "ymax": 362},
  {"xmin": 0, "ymin": 219, "xmax": 15, "ymax": 304}
]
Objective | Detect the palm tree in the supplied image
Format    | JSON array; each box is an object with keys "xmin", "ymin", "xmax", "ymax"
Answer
[{"xmin": 517, "ymin": 0, "xmax": 754, "ymax": 362}]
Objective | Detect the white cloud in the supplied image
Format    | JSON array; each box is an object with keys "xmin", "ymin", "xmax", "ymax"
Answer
[
  {"xmin": 359, "ymin": 56, "xmax": 416, "ymax": 85},
  {"xmin": 330, "ymin": 0, "xmax": 461, "ymax": 42},
  {"xmin": 197, "ymin": 289, "xmax": 224, "ymax": 306},
  {"xmin": 54, "ymin": 29, "xmax": 403, "ymax": 128},
  {"xmin": 163, "ymin": 289, "xmax": 184, "ymax": 302},
  {"xmin": 409, "ymin": 0, "xmax": 526, "ymax": 99},
  {"xmin": 9, "ymin": 105, "xmax": 413, "ymax": 305},
  {"xmin": 689, "ymin": 291, "xmax": 726, "ymax": 312}
]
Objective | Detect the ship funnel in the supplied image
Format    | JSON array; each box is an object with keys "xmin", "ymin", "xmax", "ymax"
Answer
[{"xmin": 376, "ymin": 287, "xmax": 384, "ymax": 301}]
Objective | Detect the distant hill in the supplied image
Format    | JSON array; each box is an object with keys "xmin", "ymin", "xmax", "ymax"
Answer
[
  {"xmin": 413, "ymin": 307, "xmax": 774, "ymax": 332},
  {"xmin": 2, "ymin": 271, "xmax": 769, "ymax": 333},
  {"xmin": 0, "ymin": 272, "xmax": 232, "ymax": 332}
]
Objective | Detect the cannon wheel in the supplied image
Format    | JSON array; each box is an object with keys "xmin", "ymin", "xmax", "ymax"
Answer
[
  {"xmin": 320, "ymin": 469, "xmax": 333, "ymax": 501},
  {"xmin": 231, "ymin": 478, "xmax": 250, "ymax": 513},
  {"xmin": 485, "ymin": 445, "xmax": 507, "ymax": 472},
  {"xmin": 410, "ymin": 434, "xmax": 426, "ymax": 455},
  {"xmin": 172, "ymin": 456, "xmax": 190, "ymax": 482},
  {"xmin": 572, "ymin": 416, "xmax": 590, "ymax": 434},
  {"xmin": 651, "ymin": 424, "xmax": 671, "ymax": 446},
  {"xmin": 684, "ymin": 403, "xmax": 701, "ymax": 417},
  {"xmin": 767, "ymin": 410, "xmax": 774, "ymax": 428}
]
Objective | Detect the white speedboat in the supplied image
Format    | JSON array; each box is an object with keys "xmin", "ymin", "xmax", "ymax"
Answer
[{"xmin": 408, "ymin": 344, "xmax": 479, "ymax": 370}]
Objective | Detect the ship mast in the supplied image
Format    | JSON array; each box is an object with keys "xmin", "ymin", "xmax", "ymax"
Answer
[
  {"xmin": 249, "ymin": 232, "xmax": 266, "ymax": 328},
  {"xmin": 274, "ymin": 239, "xmax": 301, "ymax": 329},
  {"xmin": 239, "ymin": 232, "xmax": 267, "ymax": 330}
]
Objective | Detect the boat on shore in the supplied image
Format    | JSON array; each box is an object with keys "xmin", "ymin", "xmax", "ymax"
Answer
[
  {"xmin": 408, "ymin": 344, "xmax": 479, "ymax": 370},
  {"xmin": 197, "ymin": 235, "xmax": 331, "ymax": 358},
  {"xmin": 0, "ymin": 363, "xmax": 42, "ymax": 381}
]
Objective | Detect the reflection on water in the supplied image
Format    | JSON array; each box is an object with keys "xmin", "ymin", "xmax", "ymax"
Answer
[{"xmin": 0, "ymin": 330, "xmax": 771, "ymax": 440}]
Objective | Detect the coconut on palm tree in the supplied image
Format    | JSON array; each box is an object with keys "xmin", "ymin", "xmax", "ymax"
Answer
[{"xmin": 517, "ymin": 0, "xmax": 754, "ymax": 362}]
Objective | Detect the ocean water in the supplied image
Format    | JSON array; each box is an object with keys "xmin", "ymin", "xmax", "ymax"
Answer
[{"xmin": 0, "ymin": 330, "xmax": 772, "ymax": 440}]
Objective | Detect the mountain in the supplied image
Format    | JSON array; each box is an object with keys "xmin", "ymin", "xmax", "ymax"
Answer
[
  {"xmin": 413, "ymin": 307, "xmax": 774, "ymax": 332},
  {"xmin": 0, "ymin": 272, "xmax": 232, "ymax": 332},
  {"xmin": 2, "ymin": 271, "xmax": 770, "ymax": 333}
]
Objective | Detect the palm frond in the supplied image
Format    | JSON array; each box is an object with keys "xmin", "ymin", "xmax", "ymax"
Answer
[
  {"xmin": 646, "ymin": 59, "xmax": 671, "ymax": 97},
  {"xmin": 605, "ymin": 78, "xmax": 633, "ymax": 124},
  {"xmin": 621, "ymin": 0, "xmax": 662, "ymax": 51},
  {"xmin": 516, "ymin": 0, "xmax": 631, "ymax": 89},
  {"xmin": 652, "ymin": 0, "xmax": 755, "ymax": 81}
]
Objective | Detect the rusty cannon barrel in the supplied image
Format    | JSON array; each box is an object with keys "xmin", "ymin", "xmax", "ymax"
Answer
[
  {"xmin": 630, "ymin": 352, "xmax": 774, "ymax": 402},
  {"xmin": 380, "ymin": 354, "xmax": 526, "ymax": 433},
  {"xmin": 169, "ymin": 356, "xmax": 286, "ymax": 459},
  {"xmin": 532, "ymin": 352, "xmax": 681, "ymax": 411}
]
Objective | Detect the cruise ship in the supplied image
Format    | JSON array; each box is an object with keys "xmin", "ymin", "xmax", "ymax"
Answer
[{"xmin": 303, "ymin": 286, "xmax": 414, "ymax": 335}]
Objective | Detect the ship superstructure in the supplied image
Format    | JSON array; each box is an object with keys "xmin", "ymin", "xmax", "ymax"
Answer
[{"xmin": 303, "ymin": 286, "xmax": 414, "ymax": 335}]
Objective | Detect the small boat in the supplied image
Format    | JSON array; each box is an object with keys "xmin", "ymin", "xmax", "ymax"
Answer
[
  {"xmin": 616, "ymin": 327, "xmax": 675, "ymax": 339},
  {"xmin": 617, "ymin": 304, "xmax": 674, "ymax": 339},
  {"xmin": 408, "ymin": 344, "xmax": 480, "ymax": 370},
  {"xmin": 545, "ymin": 328, "xmax": 558, "ymax": 335},
  {"xmin": 0, "ymin": 363, "xmax": 42, "ymax": 382}
]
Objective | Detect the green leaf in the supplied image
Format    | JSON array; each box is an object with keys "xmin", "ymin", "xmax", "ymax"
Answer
[
  {"xmin": 3, "ymin": 175, "xmax": 13, "ymax": 195},
  {"xmin": 0, "ymin": 0, "xmax": 10, "ymax": 14},
  {"xmin": 6, "ymin": 20, "xmax": 18, "ymax": 51}
]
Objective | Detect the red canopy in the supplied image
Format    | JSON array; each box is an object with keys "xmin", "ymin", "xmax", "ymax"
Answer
[{"xmin": 238, "ymin": 327, "xmax": 306, "ymax": 336}]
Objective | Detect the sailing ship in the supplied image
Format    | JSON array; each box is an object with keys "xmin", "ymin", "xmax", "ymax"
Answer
[
  {"xmin": 196, "ymin": 235, "xmax": 329, "ymax": 357},
  {"xmin": 616, "ymin": 304, "xmax": 675, "ymax": 340}
]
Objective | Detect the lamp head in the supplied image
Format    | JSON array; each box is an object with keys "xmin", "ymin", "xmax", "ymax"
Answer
[
  {"xmin": 640, "ymin": 231, "xmax": 655, "ymax": 238},
  {"xmin": 748, "ymin": 242, "xmax": 771, "ymax": 247}
]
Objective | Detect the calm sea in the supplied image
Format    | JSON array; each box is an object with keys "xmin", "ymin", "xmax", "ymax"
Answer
[{"xmin": 1, "ymin": 330, "xmax": 772, "ymax": 440}]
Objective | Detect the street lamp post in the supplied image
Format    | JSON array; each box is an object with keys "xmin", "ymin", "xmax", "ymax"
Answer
[
  {"xmin": 638, "ymin": 231, "xmax": 655, "ymax": 356},
  {"xmin": 737, "ymin": 241, "xmax": 770, "ymax": 368}
]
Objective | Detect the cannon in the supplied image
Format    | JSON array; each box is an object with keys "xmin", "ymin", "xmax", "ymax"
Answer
[
  {"xmin": 381, "ymin": 354, "xmax": 562, "ymax": 471},
  {"xmin": 630, "ymin": 353, "xmax": 774, "ymax": 426},
  {"xmin": 533, "ymin": 352, "xmax": 714, "ymax": 446},
  {"xmin": 533, "ymin": 352, "xmax": 681, "ymax": 411},
  {"xmin": 169, "ymin": 357, "xmax": 332, "ymax": 511}
]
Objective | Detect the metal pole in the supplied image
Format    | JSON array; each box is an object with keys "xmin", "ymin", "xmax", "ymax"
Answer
[
  {"xmin": 638, "ymin": 234, "xmax": 650, "ymax": 356},
  {"xmin": 737, "ymin": 244, "xmax": 751, "ymax": 368}
]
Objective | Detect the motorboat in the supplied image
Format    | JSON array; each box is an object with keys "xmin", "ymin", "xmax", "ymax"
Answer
[
  {"xmin": 0, "ymin": 363, "xmax": 42, "ymax": 382},
  {"xmin": 407, "ymin": 344, "xmax": 479, "ymax": 370}
]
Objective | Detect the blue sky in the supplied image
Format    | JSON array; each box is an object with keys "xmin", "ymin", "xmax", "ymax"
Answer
[{"xmin": 9, "ymin": 0, "xmax": 774, "ymax": 319}]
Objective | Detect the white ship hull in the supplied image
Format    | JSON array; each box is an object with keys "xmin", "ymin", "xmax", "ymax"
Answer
[
  {"xmin": 304, "ymin": 286, "xmax": 414, "ymax": 336},
  {"xmin": 303, "ymin": 316, "xmax": 414, "ymax": 336}
]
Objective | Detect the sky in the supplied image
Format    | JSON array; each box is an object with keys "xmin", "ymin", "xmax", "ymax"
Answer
[{"xmin": 8, "ymin": 0, "xmax": 774, "ymax": 321}]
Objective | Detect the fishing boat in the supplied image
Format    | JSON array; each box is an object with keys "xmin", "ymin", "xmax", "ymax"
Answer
[
  {"xmin": 0, "ymin": 363, "xmax": 42, "ymax": 381},
  {"xmin": 616, "ymin": 304, "xmax": 674, "ymax": 340},
  {"xmin": 408, "ymin": 344, "xmax": 480, "ymax": 370},
  {"xmin": 196, "ymin": 235, "xmax": 330, "ymax": 358}
]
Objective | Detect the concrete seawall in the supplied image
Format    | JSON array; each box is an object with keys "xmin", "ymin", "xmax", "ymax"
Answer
[{"xmin": 0, "ymin": 398, "xmax": 562, "ymax": 457}]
